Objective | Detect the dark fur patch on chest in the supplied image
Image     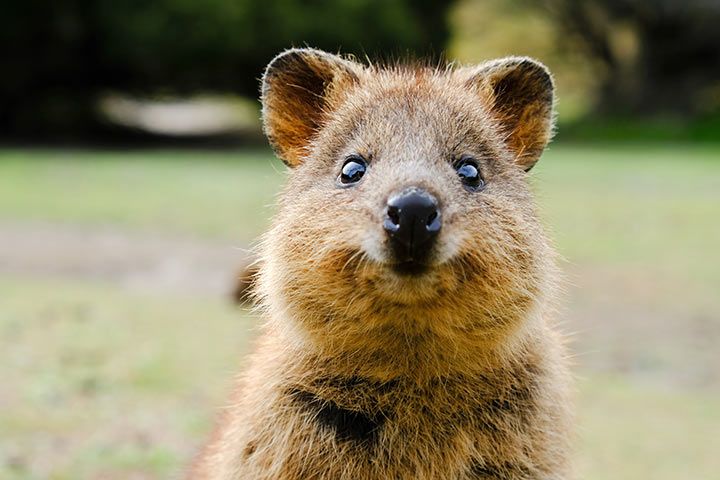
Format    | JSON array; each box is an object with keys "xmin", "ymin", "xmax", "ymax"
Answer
[
  {"xmin": 469, "ymin": 461, "xmax": 532, "ymax": 479},
  {"xmin": 290, "ymin": 389, "xmax": 386, "ymax": 444},
  {"xmin": 470, "ymin": 463, "xmax": 499, "ymax": 479},
  {"xmin": 472, "ymin": 361, "xmax": 540, "ymax": 423}
]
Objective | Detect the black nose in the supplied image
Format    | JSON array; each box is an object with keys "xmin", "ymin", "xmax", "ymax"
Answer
[{"xmin": 383, "ymin": 187, "xmax": 441, "ymax": 265}]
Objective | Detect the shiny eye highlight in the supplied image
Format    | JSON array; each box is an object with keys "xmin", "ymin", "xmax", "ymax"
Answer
[
  {"xmin": 454, "ymin": 157, "xmax": 485, "ymax": 192},
  {"xmin": 338, "ymin": 155, "xmax": 367, "ymax": 186}
]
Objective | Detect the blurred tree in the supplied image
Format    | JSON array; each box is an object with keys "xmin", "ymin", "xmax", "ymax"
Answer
[
  {"xmin": 530, "ymin": 0, "xmax": 720, "ymax": 117},
  {"xmin": 0, "ymin": 0, "xmax": 452, "ymax": 138}
]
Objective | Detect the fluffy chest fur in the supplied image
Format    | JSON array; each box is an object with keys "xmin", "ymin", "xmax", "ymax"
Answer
[{"xmin": 194, "ymin": 330, "xmax": 569, "ymax": 480}]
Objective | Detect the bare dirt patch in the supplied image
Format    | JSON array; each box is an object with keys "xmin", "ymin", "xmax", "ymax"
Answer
[
  {"xmin": 563, "ymin": 264, "xmax": 720, "ymax": 390},
  {"xmin": 0, "ymin": 221, "xmax": 252, "ymax": 297}
]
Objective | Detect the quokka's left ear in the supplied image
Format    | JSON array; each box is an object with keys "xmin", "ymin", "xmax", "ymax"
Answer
[{"xmin": 463, "ymin": 57, "xmax": 555, "ymax": 172}]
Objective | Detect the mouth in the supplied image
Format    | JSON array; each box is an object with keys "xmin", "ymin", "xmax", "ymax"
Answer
[
  {"xmin": 345, "ymin": 251, "xmax": 452, "ymax": 305},
  {"xmin": 390, "ymin": 259, "xmax": 431, "ymax": 276}
]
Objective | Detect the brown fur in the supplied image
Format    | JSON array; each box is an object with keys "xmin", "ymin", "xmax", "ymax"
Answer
[{"xmin": 189, "ymin": 48, "xmax": 572, "ymax": 479}]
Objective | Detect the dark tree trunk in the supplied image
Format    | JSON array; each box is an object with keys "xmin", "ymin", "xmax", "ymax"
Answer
[{"xmin": 538, "ymin": 0, "xmax": 720, "ymax": 118}]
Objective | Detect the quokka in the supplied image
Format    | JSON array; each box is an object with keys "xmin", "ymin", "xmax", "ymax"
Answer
[{"xmin": 189, "ymin": 48, "xmax": 572, "ymax": 480}]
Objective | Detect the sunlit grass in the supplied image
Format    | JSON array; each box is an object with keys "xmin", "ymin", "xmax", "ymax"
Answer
[
  {"xmin": 0, "ymin": 148, "xmax": 285, "ymax": 242},
  {"xmin": 0, "ymin": 276, "xmax": 255, "ymax": 479},
  {"xmin": 535, "ymin": 144, "xmax": 720, "ymax": 311},
  {"xmin": 577, "ymin": 375, "xmax": 720, "ymax": 480}
]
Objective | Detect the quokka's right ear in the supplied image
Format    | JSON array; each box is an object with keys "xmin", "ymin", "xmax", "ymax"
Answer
[{"xmin": 261, "ymin": 48, "xmax": 361, "ymax": 167}]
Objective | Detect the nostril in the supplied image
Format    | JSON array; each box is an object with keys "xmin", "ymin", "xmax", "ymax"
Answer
[
  {"xmin": 387, "ymin": 205, "xmax": 401, "ymax": 226},
  {"xmin": 383, "ymin": 205, "xmax": 401, "ymax": 233},
  {"xmin": 426, "ymin": 209, "xmax": 441, "ymax": 233},
  {"xmin": 425, "ymin": 210, "xmax": 438, "ymax": 227}
]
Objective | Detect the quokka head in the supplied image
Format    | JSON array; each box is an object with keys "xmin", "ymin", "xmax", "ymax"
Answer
[{"xmin": 257, "ymin": 48, "xmax": 558, "ymax": 351}]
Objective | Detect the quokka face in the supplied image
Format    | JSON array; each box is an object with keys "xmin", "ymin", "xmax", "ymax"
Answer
[{"xmin": 258, "ymin": 49, "xmax": 557, "ymax": 357}]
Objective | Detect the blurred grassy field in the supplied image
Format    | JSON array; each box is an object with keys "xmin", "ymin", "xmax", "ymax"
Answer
[
  {"xmin": 0, "ymin": 149, "xmax": 284, "ymax": 244},
  {"xmin": 1, "ymin": 145, "xmax": 719, "ymax": 479}
]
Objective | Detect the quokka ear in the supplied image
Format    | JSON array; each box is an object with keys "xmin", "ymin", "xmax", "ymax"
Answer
[
  {"xmin": 261, "ymin": 48, "xmax": 361, "ymax": 167},
  {"xmin": 465, "ymin": 57, "xmax": 555, "ymax": 172}
]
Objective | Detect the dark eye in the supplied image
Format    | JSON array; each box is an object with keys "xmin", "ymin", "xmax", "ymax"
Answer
[
  {"xmin": 338, "ymin": 155, "xmax": 367, "ymax": 186},
  {"xmin": 454, "ymin": 157, "xmax": 484, "ymax": 191}
]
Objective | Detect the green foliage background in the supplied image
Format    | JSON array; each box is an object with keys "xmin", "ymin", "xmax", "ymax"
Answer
[{"xmin": 2, "ymin": 0, "xmax": 448, "ymax": 135}]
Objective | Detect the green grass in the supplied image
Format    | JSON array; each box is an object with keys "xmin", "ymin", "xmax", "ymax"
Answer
[
  {"xmin": 535, "ymin": 144, "xmax": 720, "ymax": 308},
  {"xmin": 0, "ymin": 148, "xmax": 285, "ymax": 243},
  {"xmin": 536, "ymin": 144, "xmax": 720, "ymax": 266},
  {"xmin": 577, "ymin": 375, "xmax": 720, "ymax": 479},
  {"xmin": 0, "ymin": 276, "xmax": 255, "ymax": 479},
  {"xmin": 1, "ymin": 145, "xmax": 719, "ymax": 478}
]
